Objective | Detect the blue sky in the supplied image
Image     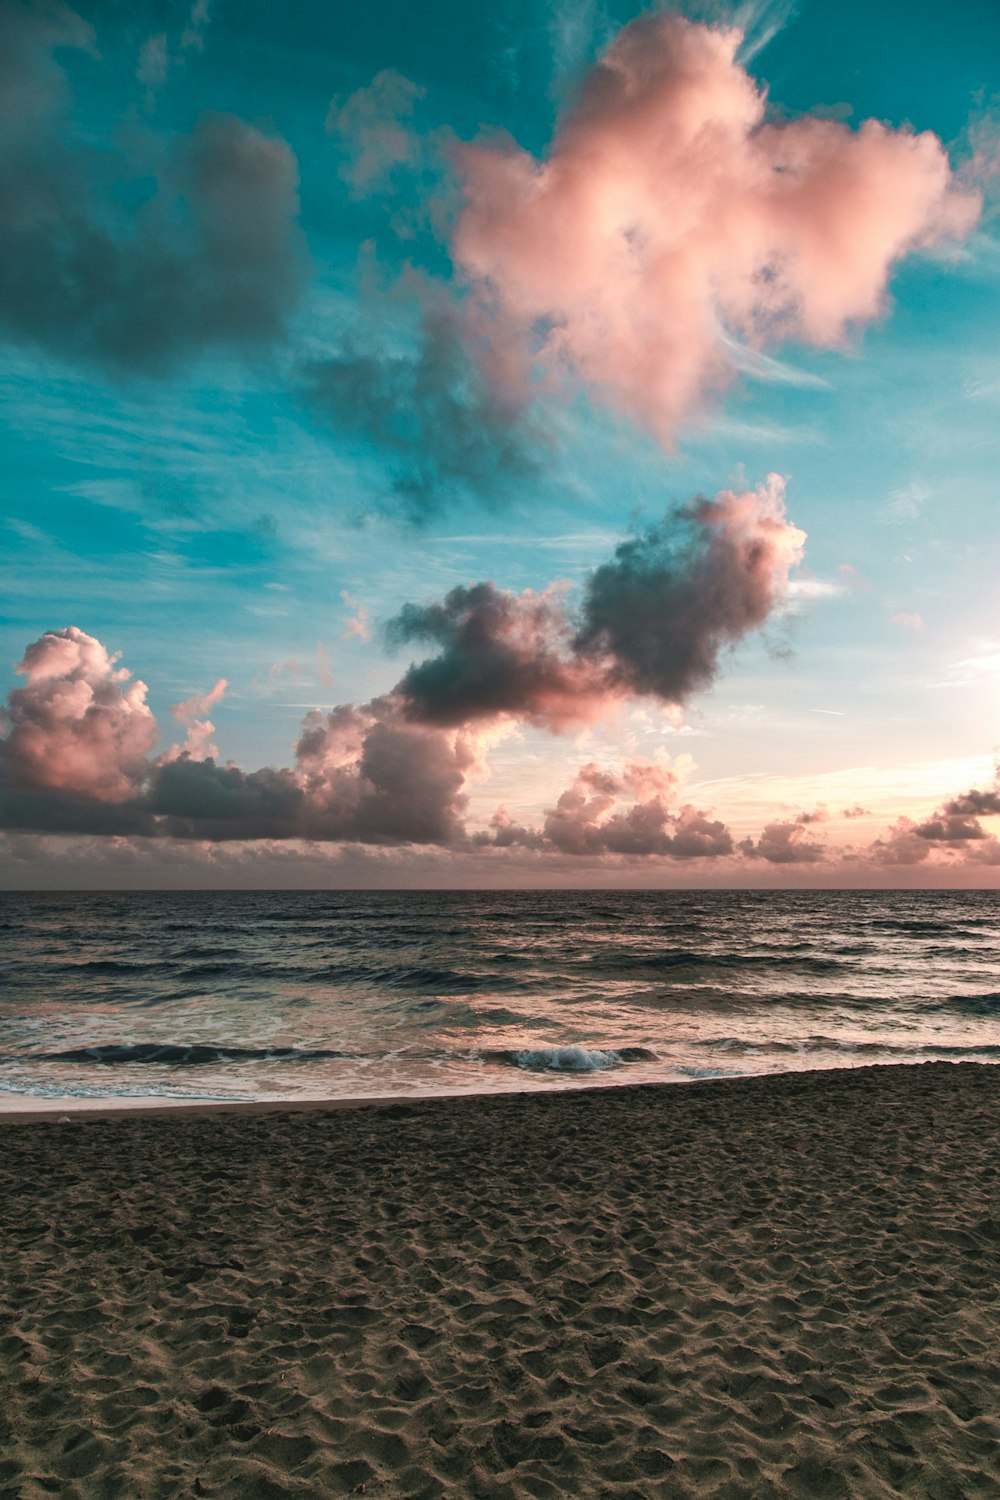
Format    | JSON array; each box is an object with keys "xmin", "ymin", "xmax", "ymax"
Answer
[{"xmin": 1, "ymin": 0, "xmax": 999, "ymax": 885}]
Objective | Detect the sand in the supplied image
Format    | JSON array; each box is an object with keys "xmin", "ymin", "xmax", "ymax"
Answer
[{"xmin": 1, "ymin": 1063, "xmax": 998, "ymax": 1500}]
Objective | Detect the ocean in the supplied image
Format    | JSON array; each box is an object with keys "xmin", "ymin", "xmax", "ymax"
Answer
[{"xmin": 1, "ymin": 888, "xmax": 998, "ymax": 1110}]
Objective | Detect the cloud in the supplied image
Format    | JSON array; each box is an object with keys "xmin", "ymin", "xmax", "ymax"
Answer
[
  {"xmin": 137, "ymin": 33, "xmax": 169, "ymax": 106},
  {"xmin": 866, "ymin": 817, "xmax": 935, "ymax": 866},
  {"xmin": 388, "ymin": 581, "xmax": 599, "ymax": 729},
  {"xmin": 7, "ymin": 630, "xmax": 1000, "ymax": 874},
  {"xmin": 327, "ymin": 70, "xmax": 427, "ymax": 192},
  {"xmin": 575, "ymin": 473, "xmax": 803, "ymax": 701},
  {"xmin": 449, "ymin": 11, "xmax": 979, "ymax": 446},
  {"xmin": 0, "ymin": 4, "xmax": 308, "ymax": 373},
  {"xmin": 477, "ymin": 757, "xmax": 734, "ymax": 858},
  {"xmin": 303, "ymin": 287, "xmax": 552, "ymax": 520},
  {"xmin": 541, "ymin": 767, "xmax": 733, "ymax": 857},
  {"xmin": 740, "ymin": 819, "xmax": 827, "ymax": 862},
  {"xmin": 294, "ymin": 700, "xmax": 478, "ymax": 845},
  {"xmin": 908, "ymin": 770, "xmax": 1000, "ymax": 846},
  {"xmin": 943, "ymin": 784, "xmax": 1000, "ymax": 818},
  {"xmin": 0, "ymin": 629, "xmax": 478, "ymax": 847},
  {"xmin": 341, "ymin": 592, "xmax": 371, "ymax": 643},
  {"xmin": 163, "ymin": 677, "xmax": 229, "ymax": 760},
  {"xmin": 150, "ymin": 757, "xmax": 304, "ymax": 841},
  {"xmin": 390, "ymin": 474, "xmax": 804, "ymax": 725},
  {"xmin": 0, "ymin": 628, "xmax": 156, "ymax": 804},
  {"xmin": 864, "ymin": 768, "xmax": 1000, "ymax": 865},
  {"xmin": 891, "ymin": 612, "xmax": 924, "ymax": 630}
]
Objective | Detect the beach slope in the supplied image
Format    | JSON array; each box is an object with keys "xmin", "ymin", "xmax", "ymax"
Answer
[{"xmin": 1, "ymin": 1062, "xmax": 998, "ymax": 1498}]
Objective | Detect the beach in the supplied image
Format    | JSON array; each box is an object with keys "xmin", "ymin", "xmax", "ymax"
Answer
[{"xmin": 1, "ymin": 1062, "xmax": 998, "ymax": 1499}]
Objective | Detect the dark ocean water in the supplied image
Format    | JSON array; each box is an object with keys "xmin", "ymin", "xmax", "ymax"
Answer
[{"xmin": 1, "ymin": 889, "xmax": 999, "ymax": 1108}]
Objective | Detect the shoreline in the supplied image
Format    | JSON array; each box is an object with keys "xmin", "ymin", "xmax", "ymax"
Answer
[{"xmin": 1, "ymin": 1054, "xmax": 996, "ymax": 1127}]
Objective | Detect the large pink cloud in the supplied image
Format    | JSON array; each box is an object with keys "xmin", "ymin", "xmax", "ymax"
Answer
[
  {"xmin": 450, "ymin": 12, "xmax": 980, "ymax": 443},
  {"xmin": 1, "ymin": 628, "xmax": 157, "ymax": 803}
]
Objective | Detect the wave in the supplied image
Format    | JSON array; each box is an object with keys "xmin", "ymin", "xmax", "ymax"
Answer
[
  {"xmin": 702, "ymin": 1036, "xmax": 1000, "ymax": 1059},
  {"xmin": 585, "ymin": 949, "xmax": 847, "ymax": 976},
  {"xmin": 18, "ymin": 1043, "xmax": 347, "ymax": 1066},
  {"xmin": 302, "ymin": 962, "xmax": 540, "ymax": 994},
  {"xmin": 72, "ymin": 959, "xmax": 164, "ymax": 975},
  {"xmin": 497, "ymin": 1045, "xmax": 657, "ymax": 1073},
  {"xmin": 927, "ymin": 993, "xmax": 1000, "ymax": 1015}
]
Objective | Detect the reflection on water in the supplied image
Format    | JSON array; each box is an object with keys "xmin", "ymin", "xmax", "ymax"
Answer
[{"xmin": 1, "ymin": 889, "xmax": 998, "ymax": 1107}]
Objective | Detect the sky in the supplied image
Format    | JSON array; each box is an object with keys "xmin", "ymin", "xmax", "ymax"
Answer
[{"xmin": 1, "ymin": 0, "xmax": 999, "ymax": 888}]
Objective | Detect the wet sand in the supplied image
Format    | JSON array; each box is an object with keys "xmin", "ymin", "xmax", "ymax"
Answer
[{"xmin": 1, "ymin": 1062, "xmax": 998, "ymax": 1498}]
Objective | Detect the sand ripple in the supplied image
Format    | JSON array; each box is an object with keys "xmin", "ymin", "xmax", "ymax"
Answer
[{"xmin": 1, "ymin": 1062, "xmax": 999, "ymax": 1497}]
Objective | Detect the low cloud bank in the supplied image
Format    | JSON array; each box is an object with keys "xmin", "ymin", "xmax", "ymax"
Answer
[
  {"xmin": 0, "ymin": 511, "xmax": 778, "ymax": 854},
  {"xmin": 864, "ymin": 769, "xmax": 1000, "ymax": 867},
  {"xmin": 4, "ymin": 635, "xmax": 998, "ymax": 872}
]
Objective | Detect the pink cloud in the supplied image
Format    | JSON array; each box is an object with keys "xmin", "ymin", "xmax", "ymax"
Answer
[
  {"xmin": 1, "ymin": 627, "xmax": 156, "ymax": 803},
  {"xmin": 164, "ymin": 677, "xmax": 228, "ymax": 760},
  {"xmin": 740, "ymin": 820, "xmax": 827, "ymax": 863},
  {"xmin": 479, "ymin": 757, "xmax": 733, "ymax": 858},
  {"xmin": 340, "ymin": 590, "xmax": 372, "ymax": 643},
  {"xmin": 451, "ymin": 12, "xmax": 979, "ymax": 444},
  {"xmin": 890, "ymin": 612, "xmax": 924, "ymax": 630}
]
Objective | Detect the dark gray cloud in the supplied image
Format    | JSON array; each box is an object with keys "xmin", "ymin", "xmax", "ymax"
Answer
[
  {"xmin": 387, "ymin": 582, "xmax": 590, "ymax": 727},
  {"xmin": 915, "ymin": 812, "xmax": 987, "ymax": 842},
  {"xmin": 0, "ymin": 783, "xmax": 154, "ymax": 837},
  {"xmin": 575, "ymin": 479, "xmax": 804, "ymax": 704},
  {"xmin": 389, "ymin": 476, "xmax": 804, "ymax": 726},
  {"xmin": 942, "ymin": 785, "xmax": 1000, "ymax": 818},
  {"xmin": 0, "ymin": 3, "xmax": 308, "ymax": 373},
  {"xmin": 303, "ymin": 299, "xmax": 551, "ymax": 522},
  {"xmin": 294, "ymin": 702, "xmax": 473, "ymax": 845},
  {"xmin": 150, "ymin": 759, "xmax": 304, "ymax": 841}
]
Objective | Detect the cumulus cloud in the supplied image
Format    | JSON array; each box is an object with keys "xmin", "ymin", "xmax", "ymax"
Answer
[
  {"xmin": 575, "ymin": 473, "xmax": 804, "ymax": 702},
  {"xmin": 449, "ymin": 11, "xmax": 979, "ymax": 445},
  {"xmin": 478, "ymin": 757, "xmax": 734, "ymax": 858},
  {"xmin": 0, "ymin": 3, "xmax": 308, "ymax": 373},
  {"xmin": 13, "ymin": 630, "xmax": 1000, "ymax": 874},
  {"xmin": 863, "ymin": 769, "xmax": 1000, "ymax": 866},
  {"xmin": 0, "ymin": 628, "xmax": 157, "ymax": 804},
  {"xmin": 388, "ymin": 581, "xmax": 598, "ymax": 728},
  {"xmin": 163, "ymin": 678, "xmax": 228, "ymax": 761},
  {"xmin": 941, "ymin": 782, "xmax": 1000, "ymax": 819},
  {"xmin": 0, "ymin": 629, "xmax": 480, "ymax": 847},
  {"xmin": 740, "ymin": 819, "xmax": 826, "ymax": 863},
  {"xmin": 866, "ymin": 817, "xmax": 935, "ymax": 866},
  {"xmin": 390, "ymin": 474, "xmax": 804, "ymax": 725}
]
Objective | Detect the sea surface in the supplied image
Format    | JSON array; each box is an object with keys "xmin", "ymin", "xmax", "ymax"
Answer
[{"xmin": 1, "ymin": 888, "xmax": 999, "ymax": 1109}]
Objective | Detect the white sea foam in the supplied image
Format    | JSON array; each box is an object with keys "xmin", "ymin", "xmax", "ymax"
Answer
[{"xmin": 507, "ymin": 1045, "xmax": 651, "ymax": 1072}]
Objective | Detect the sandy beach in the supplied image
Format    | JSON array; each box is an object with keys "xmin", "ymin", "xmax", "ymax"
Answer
[{"xmin": 1, "ymin": 1062, "xmax": 998, "ymax": 1499}]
